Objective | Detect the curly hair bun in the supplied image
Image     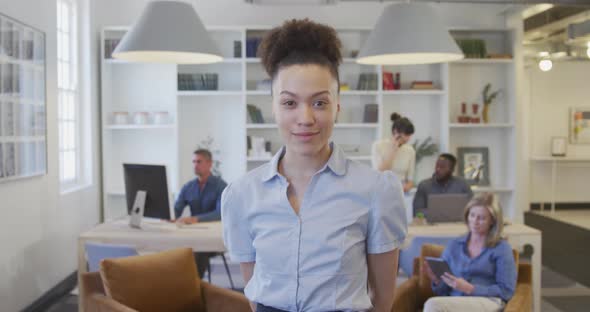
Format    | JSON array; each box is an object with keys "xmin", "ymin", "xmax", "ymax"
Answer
[
  {"xmin": 390, "ymin": 112, "xmax": 402, "ymax": 122},
  {"xmin": 257, "ymin": 18, "xmax": 342, "ymax": 78}
]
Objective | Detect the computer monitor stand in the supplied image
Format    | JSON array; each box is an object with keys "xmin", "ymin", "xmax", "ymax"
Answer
[{"xmin": 129, "ymin": 190, "xmax": 147, "ymax": 229}]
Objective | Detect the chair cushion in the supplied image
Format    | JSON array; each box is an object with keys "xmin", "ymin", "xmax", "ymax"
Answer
[{"xmin": 100, "ymin": 248, "xmax": 205, "ymax": 312}]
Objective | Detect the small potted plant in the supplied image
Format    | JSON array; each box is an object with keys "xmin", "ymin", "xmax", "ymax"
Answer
[
  {"xmin": 412, "ymin": 137, "xmax": 438, "ymax": 181},
  {"xmin": 482, "ymin": 83, "xmax": 500, "ymax": 123}
]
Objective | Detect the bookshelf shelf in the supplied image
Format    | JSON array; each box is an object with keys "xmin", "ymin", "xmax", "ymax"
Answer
[
  {"xmin": 449, "ymin": 123, "xmax": 514, "ymax": 128},
  {"xmin": 178, "ymin": 91, "xmax": 243, "ymax": 96},
  {"xmin": 104, "ymin": 124, "xmax": 175, "ymax": 130},
  {"xmin": 348, "ymin": 155, "xmax": 372, "ymax": 161},
  {"xmin": 247, "ymin": 157, "xmax": 272, "ymax": 162},
  {"xmin": 340, "ymin": 90, "xmax": 379, "ymax": 95},
  {"xmin": 246, "ymin": 90, "xmax": 271, "ymax": 95},
  {"xmin": 246, "ymin": 124, "xmax": 276, "ymax": 129},
  {"xmin": 335, "ymin": 123, "xmax": 379, "ymax": 129},
  {"xmin": 342, "ymin": 58, "xmax": 359, "ymax": 63},
  {"xmin": 452, "ymin": 58, "xmax": 513, "ymax": 64},
  {"xmin": 382, "ymin": 90, "xmax": 446, "ymax": 96}
]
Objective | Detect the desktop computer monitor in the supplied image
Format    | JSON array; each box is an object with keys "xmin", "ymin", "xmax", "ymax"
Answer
[{"xmin": 123, "ymin": 164, "xmax": 171, "ymax": 220}]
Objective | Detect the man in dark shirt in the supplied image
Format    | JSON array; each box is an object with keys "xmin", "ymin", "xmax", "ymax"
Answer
[
  {"xmin": 174, "ymin": 149, "xmax": 227, "ymax": 278},
  {"xmin": 413, "ymin": 153, "xmax": 473, "ymax": 217}
]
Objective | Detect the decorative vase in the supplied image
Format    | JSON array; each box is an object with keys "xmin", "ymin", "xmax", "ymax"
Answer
[{"xmin": 482, "ymin": 103, "xmax": 490, "ymax": 123}]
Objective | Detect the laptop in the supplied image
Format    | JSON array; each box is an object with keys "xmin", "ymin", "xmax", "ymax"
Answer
[{"xmin": 426, "ymin": 194, "xmax": 470, "ymax": 223}]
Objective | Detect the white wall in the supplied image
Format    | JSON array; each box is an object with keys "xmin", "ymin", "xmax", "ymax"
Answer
[
  {"xmin": 0, "ymin": 0, "xmax": 101, "ymax": 311},
  {"xmin": 528, "ymin": 62, "xmax": 590, "ymax": 203}
]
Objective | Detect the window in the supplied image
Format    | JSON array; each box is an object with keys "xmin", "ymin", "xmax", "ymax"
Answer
[{"xmin": 57, "ymin": 0, "xmax": 80, "ymax": 189}]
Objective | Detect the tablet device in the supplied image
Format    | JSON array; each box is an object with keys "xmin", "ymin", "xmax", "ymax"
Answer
[{"xmin": 425, "ymin": 256, "xmax": 452, "ymax": 278}]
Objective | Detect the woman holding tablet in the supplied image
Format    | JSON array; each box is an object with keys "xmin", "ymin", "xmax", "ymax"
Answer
[
  {"xmin": 423, "ymin": 193, "xmax": 516, "ymax": 312},
  {"xmin": 221, "ymin": 19, "xmax": 407, "ymax": 312}
]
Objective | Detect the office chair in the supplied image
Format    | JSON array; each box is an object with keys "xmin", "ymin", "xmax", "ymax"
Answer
[
  {"xmin": 85, "ymin": 242, "xmax": 138, "ymax": 272},
  {"xmin": 206, "ymin": 252, "xmax": 235, "ymax": 290}
]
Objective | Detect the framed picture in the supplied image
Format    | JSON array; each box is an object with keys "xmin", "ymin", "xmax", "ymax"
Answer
[
  {"xmin": 0, "ymin": 12, "xmax": 46, "ymax": 183},
  {"xmin": 570, "ymin": 107, "xmax": 590, "ymax": 144},
  {"xmin": 457, "ymin": 147, "xmax": 490, "ymax": 186}
]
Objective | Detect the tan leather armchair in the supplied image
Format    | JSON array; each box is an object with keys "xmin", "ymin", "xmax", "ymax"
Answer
[
  {"xmin": 392, "ymin": 244, "xmax": 533, "ymax": 312},
  {"xmin": 80, "ymin": 248, "xmax": 251, "ymax": 312}
]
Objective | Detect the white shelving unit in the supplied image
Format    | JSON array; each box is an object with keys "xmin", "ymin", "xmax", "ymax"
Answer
[
  {"xmin": 447, "ymin": 28, "xmax": 518, "ymax": 220},
  {"xmin": 100, "ymin": 25, "xmax": 521, "ymax": 221}
]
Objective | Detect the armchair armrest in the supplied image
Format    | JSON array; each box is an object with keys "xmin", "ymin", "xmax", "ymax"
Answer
[
  {"xmin": 201, "ymin": 282, "xmax": 251, "ymax": 312},
  {"xmin": 505, "ymin": 284, "xmax": 532, "ymax": 312},
  {"xmin": 518, "ymin": 263, "xmax": 532, "ymax": 285},
  {"xmin": 392, "ymin": 276, "xmax": 419, "ymax": 312},
  {"xmin": 86, "ymin": 294, "xmax": 138, "ymax": 312}
]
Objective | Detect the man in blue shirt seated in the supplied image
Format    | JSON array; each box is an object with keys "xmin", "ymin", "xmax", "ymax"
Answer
[
  {"xmin": 175, "ymin": 149, "xmax": 227, "ymax": 224},
  {"xmin": 413, "ymin": 153, "xmax": 473, "ymax": 217},
  {"xmin": 175, "ymin": 148, "xmax": 227, "ymax": 278}
]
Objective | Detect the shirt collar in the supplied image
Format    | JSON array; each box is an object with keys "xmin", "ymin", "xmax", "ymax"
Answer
[
  {"xmin": 432, "ymin": 174, "xmax": 455, "ymax": 187},
  {"xmin": 262, "ymin": 142, "xmax": 347, "ymax": 182},
  {"xmin": 458, "ymin": 233, "xmax": 470, "ymax": 245}
]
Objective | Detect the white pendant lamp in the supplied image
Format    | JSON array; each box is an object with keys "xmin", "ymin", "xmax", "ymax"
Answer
[
  {"xmin": 112, "ymin": 1, "xmax": 222, "ymax": 64},
  {"xmin": 357, "ymin": 3, "xmax": 464, "ymax": 65}
]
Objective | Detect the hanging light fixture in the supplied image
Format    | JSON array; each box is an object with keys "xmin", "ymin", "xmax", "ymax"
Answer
[
  {"xmin": 112, "ymin": 1, "xmax": 222, "ymax": 64},
  {"xmin": 538, "ymin": 51, "xmax": 552, "ymax": 72},
  {"xmin": 357, "ymin": 2, "xmax": 463, "ymax": 65}
]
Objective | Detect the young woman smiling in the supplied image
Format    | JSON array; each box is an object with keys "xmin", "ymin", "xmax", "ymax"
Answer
[{"xmin": 221, "ymin": 19, "xmax": 407, "ymax": 312}]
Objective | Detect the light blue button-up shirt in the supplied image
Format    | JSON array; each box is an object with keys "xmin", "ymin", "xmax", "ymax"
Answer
[
  {"xmin": 222, "ymin": 143, "xmax": 407, "ymax": 312},
  {"xmin": 432, "ymin": 234, "xmax": 517, "ymax": 302}
]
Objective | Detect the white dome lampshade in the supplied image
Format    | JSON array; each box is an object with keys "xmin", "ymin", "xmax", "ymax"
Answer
[
  {"xmin": 112, "ymin": 1, "xmax": 222, "ymax": 64},
  {"xmin": 357, "ymin": 3, "xmax": 464, "ymax": 65}
]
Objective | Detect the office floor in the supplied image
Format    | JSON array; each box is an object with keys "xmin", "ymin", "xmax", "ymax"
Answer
[{"xmin": 43, "ymin": 255, "xmax": 590, "ymax": 312}]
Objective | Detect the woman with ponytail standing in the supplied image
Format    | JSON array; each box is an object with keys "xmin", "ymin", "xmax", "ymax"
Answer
[{"xmin": 372, "ymin": 113, "xmax": 416, "ymax": 192}]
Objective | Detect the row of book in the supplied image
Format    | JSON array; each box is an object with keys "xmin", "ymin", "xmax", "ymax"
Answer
[
  {"xmin": 177, "ymin": 73, "xmax": 218, "ymax": 91},
  {"xmin": 357, "ymin": 73, "xmax": 378, "ymax": 90},
  {"xmin": 246, "ymin": 37, "xmax": 262, "ymax": 58},
  {"xmin": 247, "ymin": 104, "xmax": 265, "ymax": 123},
  {"xmin": 410, "ymin": 81, "xmax": 435, "ymax": 90},
  {"xmin": 382, "ymin": 72, "xmax": 401, "ymax": 90}
]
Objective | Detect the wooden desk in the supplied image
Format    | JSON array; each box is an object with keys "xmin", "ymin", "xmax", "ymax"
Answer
[
  {"xmin": 406, "ymin": 223, "xmax": 542, "ymax": 312},
  {"xmin": 77, "ymin": 219, "xmax": 224, "ymax": 311}
]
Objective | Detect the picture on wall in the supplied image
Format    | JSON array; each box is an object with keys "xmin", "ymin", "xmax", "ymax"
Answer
[
  {"xmin": 570, "ymin": 107, "xmax": 590, "ymax": 144},
  {"xmin": 457, "ymin": 147, "xmax": 490, "ymax": 186},
  {"xmin": 0, "ymin": 12, "xmax": 46, "ymax": 183}
]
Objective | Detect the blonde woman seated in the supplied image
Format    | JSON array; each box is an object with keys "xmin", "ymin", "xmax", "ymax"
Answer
[{"xmin": 423, "ymin": 193, "xmax": 516, "ymax": 312}]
